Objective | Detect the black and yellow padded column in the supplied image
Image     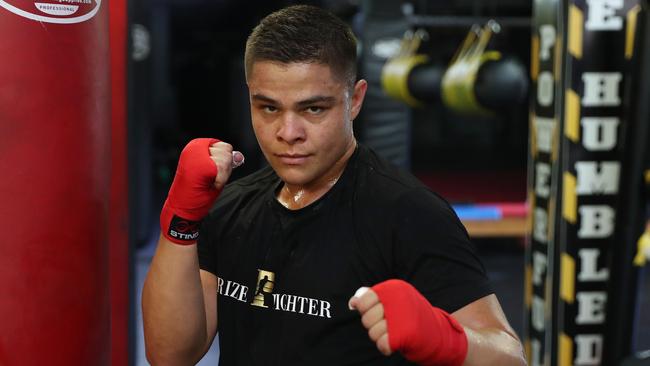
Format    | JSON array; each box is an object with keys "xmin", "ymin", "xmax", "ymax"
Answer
[
  {"xmin": 525, "ymin": 0, "xmax": 565, "ymax": 364},
  {"xmin": 634, "ymin": 166, "xmax": 650, "ymax": 266},
  {"xmin": 555, "ymin": 0, "xmax": 647, "ymax": 365}
]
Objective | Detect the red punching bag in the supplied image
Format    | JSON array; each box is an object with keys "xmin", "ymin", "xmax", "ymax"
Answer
[
  {"xmin": 0, "ymin": 1, "xmax": 111, "ymax": 365},
  {"xmin": 109, "ymin": 0, "xmax": 130, "ymax": 364}
]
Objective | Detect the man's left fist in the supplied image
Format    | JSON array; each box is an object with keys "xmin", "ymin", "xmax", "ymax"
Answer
[{"xmin": 348, "ymin": 279, "xmax": 468, "ymax": 366}]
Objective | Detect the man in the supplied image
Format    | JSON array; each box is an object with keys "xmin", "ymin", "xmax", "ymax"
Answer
[{"xmin": 143, "ymin": 5, "xmax": 526, "ymax": 366}]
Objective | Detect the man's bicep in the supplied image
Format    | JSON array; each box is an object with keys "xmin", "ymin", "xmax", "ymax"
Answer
[
  {"xmin": 200, "ymin": 269, "xmax": 219, "ymax": 351},
  {"xmin": 452, "ymin": 294, "xmax": 518, "ymax": 339}
]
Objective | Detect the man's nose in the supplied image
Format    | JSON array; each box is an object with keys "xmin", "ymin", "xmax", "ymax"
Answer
[{"xmin": 276, "ymin": 113, "xmax": 306, "ymax": 144}]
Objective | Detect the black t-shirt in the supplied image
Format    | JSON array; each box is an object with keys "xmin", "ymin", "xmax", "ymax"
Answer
[{"xmin": 198, "ymin": 144, "xmax": 493, "ymax": 366}]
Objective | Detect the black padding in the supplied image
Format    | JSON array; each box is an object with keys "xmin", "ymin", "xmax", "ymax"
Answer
[
  {"xmin": 475, "ymin": 56, "xmax": 529, "ymax": 110},
  {"xmin": 407, "ymin": 63, "xmax": 445, "ymax": 103}
]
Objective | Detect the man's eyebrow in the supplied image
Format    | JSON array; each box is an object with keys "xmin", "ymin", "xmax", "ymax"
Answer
[
  {"xmin": 295, "ymin": 96, "xmax": 336, "ymax": 107},
  {"xmin": 251, "ymin": 94, "xmax": 279, "ymax": 104},
  {"xmin": 251, "ymin": 94, "xmax": 337, "ymax": 107}
]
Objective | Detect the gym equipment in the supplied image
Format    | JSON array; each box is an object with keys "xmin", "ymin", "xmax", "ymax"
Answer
[
  {"xmin": 381, "ymin": 29, "xmax": 430, "ymax": 108},
  {"xmin": 452, "ymin": 203, "xmax": 527, "ymax": 221},
  {"xmin": 110, "ymin": 0, "xmax": 131, "ymax": 364},
  {"xmin": 381, "ymin": 23, "xmax": 528, "ymax": 115},
  {"xmin": 441, "ymin": 21, "xmax": 503, "ymax": 115},
  {"xmin": 0, "ymin": 3, "xmax": 112, "ymax": 365},
  {"xmin": 524, "ymin": 0, "xmax": 564, "ymax": 363},
  {"xmin": 525, "ymin": 0, "xmax": 650, "ymax": 365}
]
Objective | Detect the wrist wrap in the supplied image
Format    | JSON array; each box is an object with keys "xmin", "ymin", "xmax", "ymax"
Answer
[
  {"xmin": 372, "ymin": 279, "xmax": 468, "ymax": 366},
  {"xmin": 160, "ymin": 138, "xmax": 220, "ymax": 244}
]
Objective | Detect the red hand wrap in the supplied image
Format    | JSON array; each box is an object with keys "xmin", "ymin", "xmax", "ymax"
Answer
[
  {"xmin": 372, "ymin": 279, "xmax": 468, "ymax": 366},
  {"xmin": 160, "ymin": 138, "xmax": 220, "ymax": 244}
]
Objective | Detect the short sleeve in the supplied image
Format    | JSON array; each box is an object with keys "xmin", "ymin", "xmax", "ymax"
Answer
[{"xmin": 393, "ymin": 189, "xmax": 493, "ymax": 313}]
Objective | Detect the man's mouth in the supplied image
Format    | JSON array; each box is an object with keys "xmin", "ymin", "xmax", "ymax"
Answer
[{"xmin": 276, "ymin": 153, "xmax": 310, "ymax": 165}]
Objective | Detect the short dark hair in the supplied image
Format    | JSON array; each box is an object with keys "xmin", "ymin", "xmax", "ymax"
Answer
[{"xmin": 244, "ymin": 5, "xmax": 357, "ymax": 87}]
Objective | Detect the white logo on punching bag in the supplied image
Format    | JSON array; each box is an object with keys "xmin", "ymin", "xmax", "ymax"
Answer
[{"xmin": 0, "ymin": 0, "xmax": 101, "ymax": 24}]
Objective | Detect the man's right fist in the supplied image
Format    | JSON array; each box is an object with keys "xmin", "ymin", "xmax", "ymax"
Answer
[{"xmin": 160, "ymin": 138, "xmax": 244, "ymax": 245}]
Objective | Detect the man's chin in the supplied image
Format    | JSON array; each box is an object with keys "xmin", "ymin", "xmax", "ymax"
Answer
[
  {"xmin": 278, "ymin": 175, "xmax": 312, "ymax": 187},
  {"xmin": 274, "ymin": 167, "xmax": 313, "ymax": 187}
]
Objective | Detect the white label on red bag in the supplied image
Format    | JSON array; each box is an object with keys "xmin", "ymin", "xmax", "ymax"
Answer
[{"xmin": 0, "ymin": 0, "xmax": 100, "ymax": 24}]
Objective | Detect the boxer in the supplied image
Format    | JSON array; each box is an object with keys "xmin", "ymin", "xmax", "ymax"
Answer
[{"xmin": 143, "ymin": 5, "xmax": 526, "ymax": 366}]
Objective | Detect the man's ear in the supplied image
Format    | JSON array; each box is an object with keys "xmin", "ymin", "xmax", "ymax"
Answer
[{"xmin": 350, "ymin": 79, "xmax": 368, "ymax": 121}]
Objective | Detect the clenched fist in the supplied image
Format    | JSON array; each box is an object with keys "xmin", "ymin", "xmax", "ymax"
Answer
[
  {"xmin": 160, "ymin": 138, "xmax": 244, "ymax": 245},
  {"xmin": 209, "ymin": 141, "xmax": 245, "ymax": 191},
  {"xmin": 349, "ymin": 280, "xmax": 468, "ymax": 366}
]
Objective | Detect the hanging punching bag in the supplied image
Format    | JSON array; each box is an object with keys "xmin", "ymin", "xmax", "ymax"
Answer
[{"xmin": 0, "ymin": 1, "xmax": 110, "ymax": 365}]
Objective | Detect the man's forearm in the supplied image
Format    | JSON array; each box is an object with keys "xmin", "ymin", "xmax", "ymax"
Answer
[
  {"xmin": 142, "ymin": 235, "xmax": 209, "ymax": 364},
  {"xmin": 462, "ymin": 327, "xmax": 527, "ymax": 366}
]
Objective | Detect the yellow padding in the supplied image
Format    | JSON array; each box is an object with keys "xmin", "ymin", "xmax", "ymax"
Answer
[
  {"xmin": 530, "ymin": 113, "xmax": 537, "ymax": 158},
  {"xmin": 561, "ymin": 253, "xmax": 575, "ymax": 304},
  {"xmin": 441, "ymin": 23, "xmax": 500, "ymax": 116},
  {"xmin": 531, "ymin": 35, "xmax": 539, "ymax": 81},
  {"xmin": 634, "ymin": 231, "xmax": 650, "ymax": 266},
  {"xmin": 564, "ymin": 89, "xmax": 580, "ymax": 143},
  {"xmin": 442, "ymin": 51, "xmax": 501, "ymax": 115},
  {"xmin": 527, "ymin": 190, "xmax": 535, "ymax": 235},
  {"xmin": 568, "ymin": 5, "xmax": 584, "ymax": 59},
  {"xmin": 381, "ymin": 55, "xmax": 429, "ymax": 107},
  {"xmin": 626, "ymin": 5, "xmax": 641, "ymax": 59},
  {"xmin": 559, "ymin": 333, "xmax": 573, "ymax": 366},
  {"xmin": 563, "ymin": 172, "xmax": 577, "ymax": 224}
]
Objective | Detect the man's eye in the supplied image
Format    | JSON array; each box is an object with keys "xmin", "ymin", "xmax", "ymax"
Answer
[
  {"xmin": 262, "ymin": 106, "xmax": 278, "ymax": 113},
  {"xmin": 306, "ymin": 106, "xmax": 324, "ymax": 114}
]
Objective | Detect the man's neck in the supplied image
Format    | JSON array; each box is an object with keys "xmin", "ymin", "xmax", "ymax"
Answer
[{"xmin": 277, "ymin": 140, "xmax": 356, "ymax": 210}]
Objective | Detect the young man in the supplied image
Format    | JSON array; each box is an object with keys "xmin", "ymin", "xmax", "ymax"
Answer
[{"xmin": 143, "ymin": 5, "xmax": 526, "ymax": 366}]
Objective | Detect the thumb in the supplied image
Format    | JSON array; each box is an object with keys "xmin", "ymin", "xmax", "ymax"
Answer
[
  {"xmin": 348, "ymin": 287, "xmax": 369, "ymax": 310},
  {"xmin": 232, "ymin": 151, "xmax": 245, "ymax": 168}
]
